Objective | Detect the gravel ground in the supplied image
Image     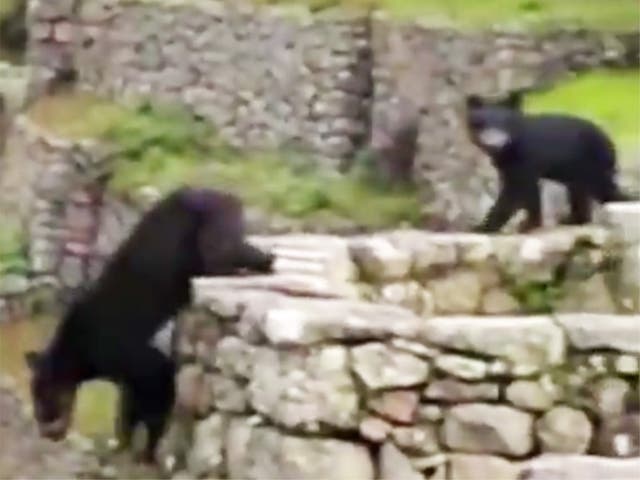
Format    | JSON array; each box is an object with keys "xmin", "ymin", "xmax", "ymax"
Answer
[
  {"xmin": 0, "ymin": 382, "xmax": 99, "ymax": 479},
  {"xmin": 0, "ymin": 378, "xmax": 164, "ymax": 480}
]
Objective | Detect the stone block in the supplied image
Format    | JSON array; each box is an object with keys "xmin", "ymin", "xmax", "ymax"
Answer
[
  {"xmin": 536, "ymin": 406, "xmax": 593, "ymax": 454},
  {"xmin": 422, "ymin": 316, "xmax": 565, "ymax": 374},
  {"xmin": 369, "ymin": 390, "xmax": 420, "ymax": 424},
  {"xmin": 379, "ymin": 442, "xmax": 425, "ymax": 480},
  {"xmin": 424, "ymin": 379, "xmax": 499, "ymax": 402},
  {"xmin": 443, "ymin": 404, "xmax": 534, "ymax": 457},
  {"xmin": 448, "ymin": 454, "xmax": 520, "ymax": 480},
  {"xmin": 555, "ymin": 314, "xmax": 640, "ymax": 354},
  {"xmin": 349, "ymin": 236, "xmax": 412, "ymax": 281},
  {"xmin": 248, "ymin": 345, "xmax": 359, "ymax": 431},
  {"xmin": 351, "ymin": 343, "xmax": 430, "ymax": 390}
]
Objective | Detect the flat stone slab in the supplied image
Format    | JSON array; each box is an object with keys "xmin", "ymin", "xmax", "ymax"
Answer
[
  {"xmin": 555, "ymin": 314, "xmax": 640, "ymax": 354},
  {"xmin": 520, "ymin": 454, "xmax": 640, "ymax": 480},
  {"xmin": 420, "ymin": 316, "xmax": 566, "ymax": 373},
  {"xmin": 192, "ymin": 274, "xmax": 359, "ymax": 300},
  {"xmin": 192, "ymin": 284, "xmax": 426, "ymax": 345}
]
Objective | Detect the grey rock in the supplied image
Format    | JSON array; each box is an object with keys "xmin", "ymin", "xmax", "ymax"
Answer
[
  {"xmin": 351, "ymin": 343, "xmax": 430, "ymax": 390},
  {"xmin": 428, "ymin": 269, "xmax": 483, "ymax": 314},
  {"xmin": 422, "ymin": 316, "xmax": 565, "ymax": 374},
  {"xmin": 379, "ymin": 442, "xmax": 425, "ymax": 480},
  {"xmin": 424, "ymin": 379, "xmax": 499, "ymax": 402},
  {"xmin": 555, "ymin": 314, "xmax": 640, "ymax": 354},
  {"xmin": 591, "ymin": 377, "xmax": 631, "ymax": 419},
  {"xmin": 434, "ymin": 354, "xmax": 488, "ymax": 381},
  {"xmin": 536, "ymin": 406, "xmax": 593, "ymax": 454},
  {"xmin": 186, "ymin": 413, "xmax": 227, "ymax": 478},
  {"xmin": 227, "ymin": 423, "xmax": 375, "ymax": 480},
  {"xmin": 443, "ymin": 403, "xmax": 534, "ymax": 457},
  {"xmin": 391, "ymin": 424, "xmax": 440, "ymax": 455},
  {"xmin": 520, "ymin": 454, "xmax": 640, "ymax": 480},
  {"xmin": 506, "ymin": 380, "xmax": 557, "ymax": 412},
  {"xmin": 448, "ymin": 454, "xmax": 520, "ymax": 480},
  {"xmin": 349, "ymin": 236, "xmax": 412, "ymax": 281},
  {"xmin": 248, "ymin": 345, "xmax": 359, "ymax": 431}
]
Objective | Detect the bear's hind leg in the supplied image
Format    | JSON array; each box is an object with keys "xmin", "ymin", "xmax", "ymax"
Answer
[
  {"xmin": 114, "ymin": 384, "xmax": 139, "ymax": 451},
  {"xmin": 562, "ymin": 184, "xmax": 592, "ymax": 225},
  {"xmin": 518, "ymin": 180, "xmax": 542, "ymax": 233},
  {"xmin": 125, "ymin": 348, "xmax": 176, "ymax": 464}
]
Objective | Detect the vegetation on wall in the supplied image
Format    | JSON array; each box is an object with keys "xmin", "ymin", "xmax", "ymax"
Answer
[
  {"xmin": 0, "ymin": 220, "xmax": 28, "ymax": 276},
  {"xmin": 26, "ymin": 93, "xmax": 422, "ymax": 230}
]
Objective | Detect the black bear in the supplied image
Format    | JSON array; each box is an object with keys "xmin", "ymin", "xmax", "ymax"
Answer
[
  {"xmin": 24, "ymin": 187, "xmax": 274, "ymax": 462},
  {"xmin": 465, "ymin": 91, "xmax": 630, "ymax": 233}
]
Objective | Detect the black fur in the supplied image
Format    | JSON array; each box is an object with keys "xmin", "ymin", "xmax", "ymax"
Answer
[
  {"xmin": 25, "ymin": 187, "xmax": 274, "ymax": 463},
  {"xmin": 466, "ymin": 91, "xmax": 630, "ymax": 233}
]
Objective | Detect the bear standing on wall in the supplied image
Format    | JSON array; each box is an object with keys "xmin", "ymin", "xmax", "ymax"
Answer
[
  {"xmin": 24, "ymin": 187, "xmax": 275, "ymax": 463},
  {"xmin": 465, "ymin": 91, "xmax": 631, "ymax": 233}
]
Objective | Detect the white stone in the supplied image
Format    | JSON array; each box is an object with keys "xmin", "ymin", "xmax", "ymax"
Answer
[
  {"xmin": 506, "ymin": 380, "xmax": 557, "ymax": 412},
  {"xmin": 443, "ymin": 404, "xmax": 534, "ymax": 457},
  {"xmin": 349, "ymin": 236, "xmax": 412, "ymax": 281},
  {"xmin": 248, "ymin": 345, "xmax": 359, "ymax": 431},
  {"xmin": 536, "ymin": 406, "xmax": 593, "ymax": 454},
  {"xmin": 422, "ymin": 316, "xmax": 565, "ymax": 373},
  {"xmin": 448, "ymin": 454, "xmax": 520, "ymax": 480},
  {"xmin": 351, "ymin": 343, "xmax": 429, "ymax": 390},
  {"xmin": 434, "ymin": 354, "xmax": 488, "ymax": 380},
  {"xmin": 555, "ymin": 314, "xmax": 640, "ymax": 354},
  {"xmin": 379, "ymin": 442, "xmax": 425, "ymax": 480},
  {"xmin": 187, "ymin": 413, "xmax": 227, "ymax": 478},
  {"xmin": 520, "ymin": 454, "xmax": 640, "ymax": 480}
]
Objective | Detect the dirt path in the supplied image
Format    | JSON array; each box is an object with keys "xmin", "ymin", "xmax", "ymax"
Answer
[{"xmin": 0, "ymin": 380, "xmax": 99, "ymax": 479}]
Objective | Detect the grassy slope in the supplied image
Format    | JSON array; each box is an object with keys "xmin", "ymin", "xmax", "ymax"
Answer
[
  {"xmin": 261, "ymin": 0, "xmax": 640, "ymax": 30},
  {"xmin": 26, "ymin": 93, "xmax": 421, "ymax": 229},
  {"xmin": 525, "ymin": 69, "xmax": 640, "ymax": 169}
]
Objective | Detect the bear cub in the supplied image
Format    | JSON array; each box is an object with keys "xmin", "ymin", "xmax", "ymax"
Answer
[
  {"xmin": 465, "ymin": 91, "xmax": 630, "ymax": 233},
  {"xmin": 25, "ymin": 187, "xmax": 274, "ymax": 463}
]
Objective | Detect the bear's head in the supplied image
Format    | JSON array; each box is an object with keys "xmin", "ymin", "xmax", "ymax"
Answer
[
  {"xmin": 465, "ymin": 91, "xmax": 523, "ymax": 153},
  {"xmin": 24, "ymin": 350, "xmax": 77, "ymax": 441}
]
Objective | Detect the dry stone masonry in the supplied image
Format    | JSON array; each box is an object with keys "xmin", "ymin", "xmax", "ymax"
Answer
[
  {"xmin": 26, "ymin": 0, "xmax": 640, "ymax": 228},
  {"xmin": 164, "ymin": 225, "xmax": 640, "ymax": 480},
  {"xmin": 170, "ymin": 276, "xmax": 640, "ymax": 478}
]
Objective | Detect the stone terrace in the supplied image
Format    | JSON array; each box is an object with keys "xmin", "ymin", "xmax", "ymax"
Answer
[{"xmin": 167, "ymin": 217, "xmax": 640, "ymax": 479}]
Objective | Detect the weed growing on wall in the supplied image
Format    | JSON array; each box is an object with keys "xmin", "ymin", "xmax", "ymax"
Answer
[
  {"xmin": 0, "ymin": 219, "xmax": 28, "ymax": 275},
  {"xmin": 26, "ymin": 93, "xmax": 421, "ymax": 229}
]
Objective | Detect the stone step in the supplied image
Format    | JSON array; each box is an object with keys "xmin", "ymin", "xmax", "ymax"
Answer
[
  {"xmin": 242, "ymin": 224, "xmax": 639, "ymax": 316},
  {"xmin": 191, "ymin": 277, "xmax": 640, "ymax": 364}
]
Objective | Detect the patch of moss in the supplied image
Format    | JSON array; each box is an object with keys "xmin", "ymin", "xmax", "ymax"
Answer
[
  {"xmin": 0, "ymin": 219, "xmax": 28, "ymax": 275},
  {"xmin": 104, "ymin": 102, "xmax": 420, "ymax": 228},
  {"xmin": 506, "ymin": 236, "xmax": 617, "ymax": 314},
  {"xmin": 27, "ymin": 94, "xmax": 421, "ymax": 229}
]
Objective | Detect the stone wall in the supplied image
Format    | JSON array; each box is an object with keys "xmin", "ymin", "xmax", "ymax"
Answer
[
  {"xmin": 0, "ymin": 114, "xmax": 142, "ymax": 317},
  {"xmin": 2, "ymin": 109, "xmax": 639, "ymax": 317},
  {"xmin": 26, "ymin": 0, "xmax": 639, "ymax": 228},
  {"xmin": 164, "ymin": 220, "xmax": 640, "ymax": 478},
  {"xmin": 168, "ymin": 238, "xmax": 640, "ymax": 478}
]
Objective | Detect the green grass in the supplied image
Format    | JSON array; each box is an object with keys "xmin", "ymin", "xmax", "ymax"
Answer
[
  {"xmin": 27, "ymin": 94, "xmax": 422, "ymax": 229},
  {"xmin": 525, "ymin": 69, "xmax": 640, "ymax": 168},
  {"xmin": 260, "ymin": 0, "xmax": 639, "ymax": 31},
  {"xmin": 0, "ymin": 219, "xmax": 28, "ymax": 275}
]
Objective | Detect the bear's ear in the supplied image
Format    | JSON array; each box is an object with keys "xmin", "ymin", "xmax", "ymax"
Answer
[
  {"xmin": 25, "ymin": 351, "xmax": 41, "ymax": 370},
  {"xmin": 465, "ymin": 95, "xmax": 482, "ymax": 109},
  {"xmin": 503, "ymin": 91, "xmax": 523, "ymax": 110}
]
